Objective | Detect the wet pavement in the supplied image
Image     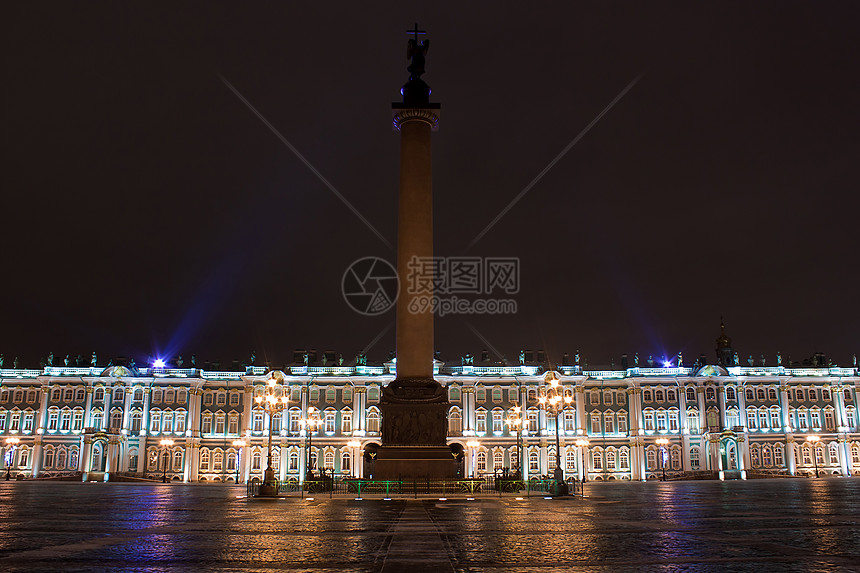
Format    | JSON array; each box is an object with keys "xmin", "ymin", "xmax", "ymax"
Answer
[{"xmin": 1, "ymin": 479, "xmax": 858, "ymax": 572}]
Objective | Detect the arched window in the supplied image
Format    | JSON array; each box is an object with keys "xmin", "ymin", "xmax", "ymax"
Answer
[
  {"xmin": 493, "ymin": 450, "xmax": 503, "ymax": 470},
  {"xmin": 690, "ymin": 446, "xmax": 701, "ymax": 470},
  {"xmin": 56, "ymin": 448, "xmax": 68, "ymax": 469},
  {"xmin": 591, "ymin": 449, "xmax": 603, "ymax": 471},
  {"xmin": 757, "ymin": 388, "xmax": 766, "ymax": 401},
  {"xmin": 762, "ymin": 446, "xmax": 773, "ymax": 467},
  {"xmin": 113, "ymin": 388, "xmax": 124, "ymax": 402},
  {"xmin": 448, "ymin": 409, "xmax": 462, "ymax": 434},
  {"xmin": 476, "ymin": 451, "xmax": 487, "ymax": 473},
  {"xmin": 768, "ymin": 388, "xmax": 778, "ymax": 401},
  {"xmin": 566, "ymin": 450, "xmax": 577, "ymax": 472},
  {"xmin": 671, "ymin": 447, "xmax": 681, "ymax": 470},
  {"xmin": 705, "ymin": 387, "xmax": 716, "ymax": 401},
  {"xmin": 449, "ymin": 386, "xmax": 461, "ymax": 401},
  {"xmin": 751, "ymin": 445, "xmax": 761, "ymax": 467},
  {"xmin": 528, "ymin": 451, "xmax": 539, "ymax": 472},
  {"xmin": 51, "ymin": 388, "xmax": 61, "ymax": 401},
  {"xmin": 110, "ymin": 409, "xmax": 123, "ymax": 430},
  {"xmin": 324, "ymin": 451, "xmax": 335, "ymax": 469},
  {"xmin": 213, "ymin": 451, "xmax": 224, "ymax": 471},
  {"xmin": 63, "ymin": 388, "xmax": 73, "ymax": 402},
  {"xmin": 44, "ymin": 447, "xmax": 55, "ymax": 468},
  {"xmin": 69, "ymin": 447, "xmax": 79, "ymax": 470},
  {"xmin": 131, "ymin": 411, "xmax": 142, "ymax": 432},
  {"xmin": 226, "ymin": 451, "xmax": 237, "ymax": 471},
  {"xmin": 655, "ymin": 389, "xmax": 664, "ymax": 402},
  {"xmin": 200, "ymin": 450, "xmax": 210, "ymax": 471},
  {"xmin": 367, "ymin": 410, "xmax": 380, "ymax": 433},
  {"xmin": 686, "ymin": 387, "xmax": 696, "ymax": 402},
  {"xmin": 251, "ymin": 451, "xmax": 262, "ymax": 471},
  {"xmin": 173, "ymin": 451, "xmax": 183, "ymax": 472},
  {"xmin": 646, "ymin": 448, "xmax": 656, "ymax": 470},
  {"xmin": 726, "ymin": 386, "xmax": 736, "ymax": 401},
  {"xmin": 619, "ymin": 448, "xmax": 630, "ymax": 470},
  {"xmin": 605, "ymin": 450, "xmax": 616, "ymax": 471},
  {"xmin": 341, "ymin": 451, "xmax": 351, "ymax": 472},
  {"xmin": 828, "ymin": 443, "xmax": 839, "ymax": 465},
  {"xmin": 133, "ymin": 388, "xmax": 143, "ymax": 401},
  {"xmin": 289, "ymin": 451, "xmax": 299, "ymax": 471}
]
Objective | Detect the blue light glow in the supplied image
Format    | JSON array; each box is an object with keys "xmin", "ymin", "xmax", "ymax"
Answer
[{"xmin": 153, "ymin": 359, "xmax": 166, "ymax": 368}]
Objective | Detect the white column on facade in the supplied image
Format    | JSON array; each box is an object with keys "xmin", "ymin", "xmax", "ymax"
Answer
[
  {"xmin": 737, "ymin": 435, "xmax": 748, "ymax": 479},
  {"xmin": 353, "ymin": 387, "xmax": 364, "ymax": 433},
  {"xmin": 718, "ymin": 385, "xmax": 727, "ymax": 428},
  {"xmin": 141, "ymin": 387, "xmax": 151, "ymax": 434},
  {"xmin": 697, "ymin": 386, "xmax": 707, "ymax": 432},
  {"xmin": 779, "ymin": 382, "xmax": 792, "ymax": 430},
  {"xmin": 737, "ymin": 384, "xmax": 748, "ymax": 430},
  {"xmin": 462, "ymin": 387, "xmax": 474, "ymax": 433},
  {"xmin": 575, "ymin": 384, "xmax": 586, "ymax": 434},
  {"xmin": 37, "ymin": 385, "xmax": 50, "ymax": 432},
  {"xmin": 279, "ymin": 439, "xmax": 287, "ymax": 481},
  {"xmin": 84, "ymin": 386, "xmax": 94, "ymax": 429},
  {"xmin": 241, "ymin": 386, "xmax": 253, "ymax": 435},
  {"xmin": 786, "ymin": 437, "xmax": 797, "ymax": 475},
  {"xmin": 30, "ymin": 436, "xmax": 43, "ymax": 478},
  {"xmin": 831, "ymin": 386, "xmax": 851, "ymax": 476},
  {"xmin": 102, "ymin": 388, "xmax": 112, "ymax": 431},
  {"xmin": 183, "ymin": 440, "xmax": 195, "ymax": 482},
  {"xmin": 80, "ymin": 435, "xmax": 93, "ymax": 479},
  {"xmin": 104, "ymin": 436, "xmax": 120, "ymax": 480},
  {"xmin": 679, "ymin": 383, "xmax": 691, "ymax": 470},
  {"xmin": 122, "ymin": 385, "xmax": 133, "ymax": 431}
]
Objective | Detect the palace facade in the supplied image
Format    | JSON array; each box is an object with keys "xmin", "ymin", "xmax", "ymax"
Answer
[{"xmin": 2, "ymin": 351, "xmax": 859, "ymax": 483}]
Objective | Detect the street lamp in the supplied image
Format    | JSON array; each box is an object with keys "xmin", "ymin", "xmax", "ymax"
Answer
[
  {"xmin": 655, "ymin": 437, "xmax": 669, "ymax": 481},
  {"xmin": 539, "ymin": 371, "xmax": 573, "ymax": 492},
  {"xmin": 575, "ymin": 437, "xmax": 589, "ymax": 484},
  {"xmin": 505, "ymin": 406, "xmax": 524, "ymax": 481},
  {"xmin": 255, "ymin": 372, "xmax": 290, "ymax": 496},
  {"xmin": 806, "ymin": 434, "xmax": 820, "ymax": 478},
  {"xmin": 300, "ymin": 406, "xmax": 321, "ymax": 480},
  {"xmin": 159, "ymin": 438, "xmax": 174, "ymax": 483},
  {"xmin": 232, "ymin": 439, "xmax": 246, "ymax": 484},
  {"xmin": 466, "ymin": 440, "xmax": 480, "ymax": 478},
  {"xmin": 4, "ymin": 437, "xmax": 20, "ymax": 480}
]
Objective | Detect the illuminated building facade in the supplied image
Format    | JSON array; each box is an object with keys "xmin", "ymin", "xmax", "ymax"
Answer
[{"xmin": 2, "ymin": 353, "xmax": 858, "ymax": 483}]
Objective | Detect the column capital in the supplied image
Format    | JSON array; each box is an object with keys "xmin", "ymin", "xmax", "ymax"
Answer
[{"xmin": 392, "ymin": 107, "xmax": 440, "ymax": 131}]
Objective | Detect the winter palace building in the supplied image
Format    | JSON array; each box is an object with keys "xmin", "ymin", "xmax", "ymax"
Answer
[{"xmin": 2, "ymin": 345, "xmax": 859, "ymax": 484}]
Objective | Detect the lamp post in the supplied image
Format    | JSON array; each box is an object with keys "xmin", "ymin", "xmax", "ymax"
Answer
[
  {"xmin": 255, "ymin": 372, "xmax": 289, "ymax": 496},
  {"xmin": 300, "ymin": 406, "xmax": 321, "ymax": 481},
  {"xmin": 232, "ymin": 439, "xmax": 246, "ymax": 484},
  {"xmin": 576, "ymin": 437, "xmax": 589, "ymax": 484},
  {"xmin": 539, "ymin": 371, "xmax": 573, "ymax": 493},
  {"xmin": 159, "ymin": 438, "xmax": 174, "ymax": 483},
  {"xmin": 466, "ymin": 440, "xmax": 480, "ymax": 478},
  {"xmin": 505, "ymin": 406, "xmax": 524, "ymax": 481},
  {"xmin": 4, "ymin": 437, "xmax": 20, "ymax": 480},
  {"xmin": 655, "ymin": 437, "xmax": 669, "ymax": 481},
  {"xmin": 806, "ymin": 434, "xmax": 820, "ymax": 478}
]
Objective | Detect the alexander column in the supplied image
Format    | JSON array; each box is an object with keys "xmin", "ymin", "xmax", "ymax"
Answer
[{"xmin": 376, "ymin": 25, "xmax": 452, "ymax": 478}]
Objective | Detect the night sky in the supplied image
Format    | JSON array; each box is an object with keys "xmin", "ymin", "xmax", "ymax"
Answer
[{"xmin": 4, "ymin": 3, "xmax": 859, "ymax": 369}]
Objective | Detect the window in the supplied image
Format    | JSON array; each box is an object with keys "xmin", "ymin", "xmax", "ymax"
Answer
[
  {"xmin": 57, "ymin": 449, "xmax": 68, "ymax": 469},
  {"xmin": 63, "ymin": 388, "xmax": 73, "ymax": 402},
  {"xmin": 828, "ymin": 443, "xmax": 838, "ymax": 465},
  {"xmin": 606, "ymin": 450, "xmax": 616, "ymax": 471},
  {"xmin": 527, "ymin": 409, "xmax": 538, "ymax": 432},
  {"xmin": 367, "ymin": 411, "xmax": 380, "ymax": 433},
  {"xmin": 642, "ymin": 390, "xmax": 652, "ymax": 402},
  {"xmin": 173, "ymin": 451, "xmax": 183, "ymax": 472},
  {"xmin": 603, "ymin": 390, "xmax": 613, "ymax": 405},
  {"xmin": 509, "ymin": 388, "xmax": 518, "ymax": 402},
  {"xmin": 757, "ymin": 388, "xmax": 766, "ymax": 401},
  {"xmin": 771, "ymin": 408, "xmax": 781, "ymax": 429},
  {"xmin": 686, "ymin": 387, "xmax": 696, "ymax": 402},
  {"xmin": 690, "ymin": 447, "xmax": 700, "ymax": 470},
  {"xmin": 566, "ymin": 450, "xmax": 577, "ymax": 472},
  {"xmin": 213, "ymin": 451, "xmax": 223, "ymax": 471},
  {"xmin": 200, "ymin": 450, "xmax": 210, "ymax": 471},
  {"xmin": 705, "ymin": 387, "xmax": 716, "ymax": 401},
  {"xmin": 476, "ymin": 387, "xmax": 486, "ymax": 402},
  {"xmin": 48, "ymin": 409, "xmax": 58, "ymax": 431},
  {"xmin": 202, "ymin": 415, "xmax": 212, "ymax": 434},
  {"xmin": 477, "ymin": 451, "xmax": 487, "ymax": 473},
  {"xmin": 492, "ymin": 387, "xmax": 502, "ymax": 402},
  {"xmin": 592, "ymin": 450, "xmax": 603, "ymax": 470},
  {"xmin": 45, "ymin": 448, "xmax": 54, "ymax": 468},
  {"xmin": 229, "ymin": 392, "xmax": 240, "ymax": 406},
  {"xmin": 476, "ymin": 410, "xmax": 487, "ymax": 434},
  {"xmin": 769, "ymin": 388, "xmax": 778, "ymax": 401},
  {"xmin": 289, "ymin": 451, "xmax": 299, "ymax": 470},
  {"xmin": 341, "ymin": 451, "xmax": 351, "ymax": 472},
  {"xmin": 644, "ymin": 410, "xmax": 654, "ymax": 431},
  {"xmin": 110, "ymin": 410, "xmax": 123, "ymax": 429},
  {"xmin": 113, "ymin": 388, "xmax": 124, "ymax": 402},
  {"xmin": 604, "ymin": 412, "xmax": 614, "ymax": 434},
  {"xmin": 822, "ymin": 388, "xmax": 831, "ymax": 401},
  {"xmin": 226, "ymin": 452, "xmax": 237, "ymax": 472},
  {"xmin": 175, "ymin": 412, "xmax": 186, "ymax": 433},
  {"xmin": 449, "ymin": 386, "xmax": 461, "ymax": 401},
  {"xmin": 153, "ymin": 389, "xmax": 163, "ymax": 403},
  {"xmin": 367, "ymin": 387, "xmax": 379, "ymax": 402},
  {"xmin": 655, "ymin": 390, "xmax": 664, "ymax": 402},
  {"xmin": 529, "ymin": 451, "xmax": 539, "ymax": 472},
  {"xmin": 758, "ymin": 409, "xmax": 769, "ymax": 430},
  {"xmin": 131, "ymin": 412, "xmax": 142, "ymax": 432},
  {"xmin": 618, "ymin": 413, "xmax": 628, "ymax": 434},
  {"xmin": 216, "ymin": 392, "xmax": 227, "ymax": 406},
  {"xmin": 23, "ymin": 412, "xmax": 34, "ymax": 432},
  {"xmin": 252, "ymin": 451, "xmax": 262, "ymax": 471},
  {"xmin": 325, "ymin": 410, "xmax": 335, "ymax": 433},
  {"xmin": 725, "ymin": 387, "xmax": 735, "ymax": 401},
  {"xmin": 342, "ymin": 387, "xmax": 353, "ymax": 403},
  {"xmin": 252, "ymin": 411, "xmax": 263, "ymax": 432},
  {"xmin": 844, "ymin": 389, "xmax": 852, "ymax": 402},
  {"xmin": 616, "ymin": 390, "xmax": 626, "ymax": 405},
  {"xmin": 341, "ymin": 411, "xmax": 352, "ymax": 433},
  {"xmin": 656, "ymin": 410, "xmax": 667, "ymax": 431},
  {"xmin": 493, "ymin": 450, "xmax": 503, "ymax": 470},
  {"xmin": 228, "ymin": 415, "xmax": 238, "ymax": 435},
  {"xmin": 215, "ymin": 413, "xmax": 225, "ymax": 434},
  {"xmin": 671, "ymin": 447, "xmax": 681, "ymax": 470},
  {"xmin": 60, "ymin": 409, "xmax": 71, "ymax": 431},
  {"xmin": 0, "ymin": 414, "xmax": 5, "ymax": 432},
  {"xmin": 150, "ymin": 411, "xmax": 161, "ymax": 433},
  {"xmin": 492, "ymin": 410, "xmax": 503, "ymax": 433},
  {"xmin": 564, "ymin": 410, "xmax": 575, "ymax": 432},
  {"xmin": 668, "ymin": 410, "xmax": 679, "ymax": 431},
  {"xmin": 751, "ymin": 447, "xmax": 760, "ymax": 467},
  {"xmin": 177, "ymin": 390, "xmax": 187, "ymax": 404},
  {"xmin": 51, "ymin": 388, "xmax": 61, "ymax": 401},
  {"xmin": 808, "ymin": 389, "xmax": 818, "ymax": 402},
  {"xmin": 133, "ymin": 388, "xmax": 143, "ymax": 401},
  {"xmin": 762, "ymin": 446, "xmax": 773, "ymax": 467},
  {"xmin": 667, "ymin": 389, "xmax": 677, "ymax": 402},
  {"xmin": 747, "ymin": 408, "xmax": 757, "ymax": 430},
  {"xmin": 94, "ymin": 388, "xmax": 104, "ymax": 402},
  {"xmin": 591, "ymin": 413, "xmax": 601, "ymax": 434},
  {"xmin": 619, "ymin": 449, "xmax": 630, "ymax": 470},
  {"xmin": 290, "ymin": 410, "xmax": 301, "ymax": 433}
]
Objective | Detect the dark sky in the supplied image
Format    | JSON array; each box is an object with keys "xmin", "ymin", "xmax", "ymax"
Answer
[{"xmin": 4, "ymin": 3, "xmax": 859, "ymax": 369}]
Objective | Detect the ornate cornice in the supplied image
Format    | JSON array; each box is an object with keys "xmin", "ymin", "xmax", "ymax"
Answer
[{"xmin": 392, "ymin": 107, "xmax": 440, "ymax": 131}]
